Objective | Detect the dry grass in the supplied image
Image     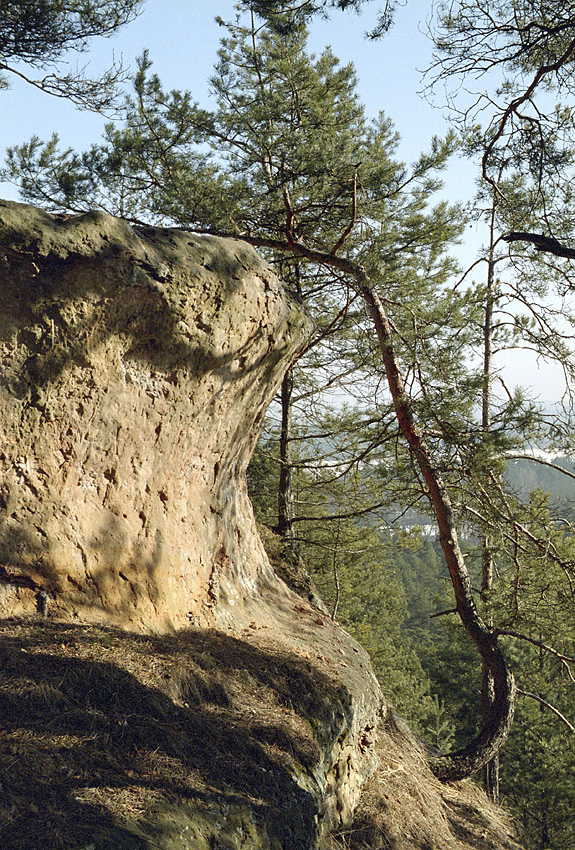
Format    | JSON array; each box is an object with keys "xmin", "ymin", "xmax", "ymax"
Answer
[
  {"xmin": 0, "ymin": 617, "xmax": 526, "ymax": 850},
  {"xmin": 0, "ymin": 617, "xmax": 343, "ymax": 849},
  {"xmin": 336, "ymin": 711, "xmax": 525, "ymax": 850}
]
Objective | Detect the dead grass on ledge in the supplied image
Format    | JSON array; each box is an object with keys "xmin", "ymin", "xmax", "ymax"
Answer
[
  {"xmin": 0, "ymin": 616, "xmax": 526, "ymax": 850},
  {"xmin": 0, "ymin": 616, "xmax": 344, "ymax": 849},
  {"xmin": 335, "ymin": 711, "xmax": 526, "ymax": 850}
]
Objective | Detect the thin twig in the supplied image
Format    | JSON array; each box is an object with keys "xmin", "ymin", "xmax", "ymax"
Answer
[{"xmin": 517, "ymin": 688, "xmax": 575, "ymax": 732}]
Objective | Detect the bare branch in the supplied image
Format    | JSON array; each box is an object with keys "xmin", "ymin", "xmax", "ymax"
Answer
[
  {"xmin": 517, "ymin": 689, "xmax": 575, "ymax": 732},
  {"xmin": 505, "ymin": 454, "xmax": 575, "ymax": 483},
  {"xmin": 503, "ymin": 232, "xmax": 575, "ymax": 260},
  {"xmin": 430, "ymin": 607, "xmax": 458, "ymax": 619},
  {"xmin": 497, "ymin": 629, "xmax": 575, "ymax": 666}
]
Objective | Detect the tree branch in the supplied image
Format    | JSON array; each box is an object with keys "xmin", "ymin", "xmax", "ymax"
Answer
[
  {"xmin": 517, "ymin": 689, "xmax": 575, "ymax": 732},
  {"xmin": 331, "ymin": 170, "xmax": 358, "ymax": 255},
  {"xmin": 497, "ymin": 629, "xmax": 575, "ymax": 668},
  {"xmin": 482, "ymin": 32, "xmax": 575, "ymax": 187},
  {"xmin": 505, "ymin": 453, "xmax": 575, "ymax": 483},
  {"xmin": 503, "ymin": 232, "xmax": 575, "ymax": 260},
  {"xmin": 129, "ymin": 215, "xmax": 517, "ymax": 782}
]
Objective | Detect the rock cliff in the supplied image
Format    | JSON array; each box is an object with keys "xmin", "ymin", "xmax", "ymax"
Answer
[
  {"xmin": 0, "ymin": 199, "xmax": 311, "ymax": 633},
  {"xmin": 0, "ymin": 200, "xmax": 525, "ymax": 850}
]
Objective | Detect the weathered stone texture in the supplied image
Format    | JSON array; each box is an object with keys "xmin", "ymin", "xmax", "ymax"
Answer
[
  {"xmin": 0, "ymin": 201, "xmax": 311, "ymax": 631},
  {"xmin": 0, "ymin": 201, "xmax": 382, "ymax": 847},
  {"xmin": 0, "ymin": 202, "xmax": 526, "ymax": 850}
]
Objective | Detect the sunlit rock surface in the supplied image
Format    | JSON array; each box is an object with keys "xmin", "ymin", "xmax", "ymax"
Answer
[
  {"xmin": 0, "ymin": 201, "xmax": 524, "ymax": 850},
  {"xmin": 0, "ymin": 200, "xmax": 381, "ymax": 848},
  {"xmin": 0, "ymin": 200, "xmax": 312, "ymax": 631}
]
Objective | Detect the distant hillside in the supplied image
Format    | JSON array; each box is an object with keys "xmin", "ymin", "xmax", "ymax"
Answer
[{"xmin": 504, "ymin": 455, "xmax": 575, "ymax": 511}]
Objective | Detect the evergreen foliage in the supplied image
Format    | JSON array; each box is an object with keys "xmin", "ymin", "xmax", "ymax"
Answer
[
  {"xmin": 0, "ymin": 0, "xmax": 144, "ymax": 109},
  {"xmin": 248, "ymin": 433, "xmax": 437, "ymax": 730},
  {"xmin": 3, "ymin": 0, "xmax": 575, "ymax": 840},
  {"xmin": 386, "ymin": 510, "xmax": 575, "ymax": 849}
]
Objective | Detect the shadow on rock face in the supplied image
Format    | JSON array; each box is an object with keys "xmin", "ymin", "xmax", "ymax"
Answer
[{"xmin": 0, "ymin": 619, "xmax": 354, "ymax": 850}]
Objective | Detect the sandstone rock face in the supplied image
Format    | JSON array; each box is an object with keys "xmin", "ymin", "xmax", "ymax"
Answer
[
  {"xmin": 0, "ymin": 200, "xmax": 383, "ymax": 848},
  {"xmin": 0, "ymin": 200, "xmax": 311, "ymax": 631}
]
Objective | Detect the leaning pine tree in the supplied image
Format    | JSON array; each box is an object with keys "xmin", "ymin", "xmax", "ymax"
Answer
[{"xmin": 4, "ymin": 5, "xmax": 517, "ymax": 781}]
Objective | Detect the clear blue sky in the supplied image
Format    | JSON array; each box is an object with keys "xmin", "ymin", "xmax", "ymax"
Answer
[
  {"xmin": 0, "ymin": 0, "xmax": 566, "ymax": 400},
  {"xmin": 0, "ymin": 0, "xmax": 466, "ymax": 196}
]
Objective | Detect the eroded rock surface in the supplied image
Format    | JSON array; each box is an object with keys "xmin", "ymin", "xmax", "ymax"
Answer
[
  {"xmin": 0, "ymin": 200, "xmax": 382, "ymax": 848},
  {"xmin": 0, "ymin": 200, "xmax": 312, "ymax": 632},
  {"xmin": 0, "ymin": 202, "xmax": 525, "ymax": 850},
  {"xmin": 0, "ymin": 619, "xmax": 383, "ymax": 850}
]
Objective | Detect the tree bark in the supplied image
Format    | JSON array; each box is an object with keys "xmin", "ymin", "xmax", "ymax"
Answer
[
  {"xmin": 503, "ymin": 231, "xmax": 575, "ymax": 259},
  {"xmin": 181, "ymin": 224, "xmax": 518, "ymax": 782},
  {"xmin": 481, "ymin": 544, "xmax": 500, "ymax": 800},
  {"xmin": 481, "ymin": 216, "xmax": 500, "ymax": 802},
  {"xmin": 359, "ymin": 278, "xmax": 516, "ymax": 782},
  {"xmin": 277, "ymin": 367, "xmax": 298, "ymax": 559}
]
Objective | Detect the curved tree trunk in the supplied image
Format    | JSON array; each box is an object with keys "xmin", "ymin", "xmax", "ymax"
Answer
[
  {"xmin": 185, "ymin": 228, "xmax": 517, "ymax": 782},
  {"xmin": 359, "ymin": 279, "xmax": 516, "ymax": 782}
]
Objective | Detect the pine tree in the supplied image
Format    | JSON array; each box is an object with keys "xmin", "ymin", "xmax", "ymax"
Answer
[
  {"xmin": 0, "ymin": 0, "xmax": 143, "ymax": 109},
  {"xmin": 4, "ymin": 5, "xmax": 521, "ymax": 782}
]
